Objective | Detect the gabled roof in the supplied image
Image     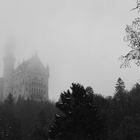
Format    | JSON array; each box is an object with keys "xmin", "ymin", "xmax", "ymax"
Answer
[{"xmin": 16, "ymin": 54, "xmax": 48, "ymax": 75}]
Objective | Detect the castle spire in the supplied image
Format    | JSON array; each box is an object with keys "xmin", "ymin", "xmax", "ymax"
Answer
[
  {"xmin": 3, "ymin": 37, "xmax": 16, "ymax": 78},
  {"xmin": 3, "ymin": 36, "xmax": 16, "ymax": 99}
]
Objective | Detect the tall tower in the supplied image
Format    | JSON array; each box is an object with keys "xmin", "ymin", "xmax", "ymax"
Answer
[
  {"xmin": 3, "ymin": 40, "xmax": 15, "ymax": 99},
  {"xmin": 46, "ymin": 65, "xmax": 49, "ymax": 100}
]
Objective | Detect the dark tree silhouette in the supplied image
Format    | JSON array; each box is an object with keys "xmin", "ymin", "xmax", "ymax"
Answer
[
  {"xmin": 115, "ymin": 78, "xmax": 125, "ymax": 93},
  {"xmin": 5, "ymin": 93, "xmax": 15, "ymax": 105},
  {"xmin": 114, "ymin": 77, "xmax": 126, "ymax": 101},
  {"xmin": 31, "ymin": 109, "xmax": 48, "ymax": 140},
  {"xmin": 49, "ymin": 83, "xmax": 104, "ymax": 140},
  {"xmin": 0, "ymin": 94, "xmax": 22, "ymax": 140},
  {"xmin": 114, "ymin": 78, "xmax": 126, "ymax": 109}
]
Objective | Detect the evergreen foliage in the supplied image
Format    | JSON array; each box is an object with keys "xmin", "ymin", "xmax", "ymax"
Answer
[
  {"xmin": 0, "ymin": 94, "xmax": 55, "ymax": 140},
  {"xmin": 49, "ymin": 83, "xmax": 104, "ymax": 140},
  {"xmin": 115, "ymin": 78, "xmax": 125, "ymax": 93},
  {"xmin": 2, "ymin": 81, "xmax": 140, "ymax": 140}
]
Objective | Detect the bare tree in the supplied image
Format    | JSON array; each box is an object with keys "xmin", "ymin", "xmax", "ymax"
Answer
[
  {"xmin": 130, "ymin": 0, "xmax": 140, "ymax": 12},
  {"xmin": 120, "ymin": 17, "xmax": 140, "ymax": 67}
]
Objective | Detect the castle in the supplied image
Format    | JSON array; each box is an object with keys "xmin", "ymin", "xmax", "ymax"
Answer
[{"xmin": 0, "ymin": 43, "xmax": 49, "ymax": 101}]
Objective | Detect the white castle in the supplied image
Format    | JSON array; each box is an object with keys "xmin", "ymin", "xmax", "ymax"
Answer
[{"xmin": 0, "ymin": 43, "xmax": 49, "ymax": 101}]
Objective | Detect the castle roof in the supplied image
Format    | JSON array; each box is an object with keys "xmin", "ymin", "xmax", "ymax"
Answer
[{"xmin": 15, "ymin": 54, "xmax": 48, "ymax": 75}]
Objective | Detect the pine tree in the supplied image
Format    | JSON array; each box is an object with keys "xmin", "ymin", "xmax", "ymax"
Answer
[
  {"xmin": 48, "ymin": 83, "xmax": 104, "ymax": 140},
  {"xmin": 114, "ymin": 78, "xmax": 126, "ymax": 101},
  {"xmin": 115, "ymin": 78, "xmax": 125, "ymax": 93}
]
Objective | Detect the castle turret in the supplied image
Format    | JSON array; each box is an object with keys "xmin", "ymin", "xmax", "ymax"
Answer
[
  {"xmin": 3, "ymin": 47, "xmax": 15, "ymax": 78},
  {"xmin": 3, "ymin": 40, "xmax": 15, "ymax": 99},
  {"xmin": 46, "ymin": 65, "xmax": 49, "ymax": 100}
]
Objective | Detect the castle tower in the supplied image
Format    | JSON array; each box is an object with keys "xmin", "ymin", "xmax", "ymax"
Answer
[
  {"xmin": 46, "ymin": 65, "xmax": 49, "ymax": 100},
  {"xmin": 3, "ymin": 40, "xmax": 15, "ymax": 99},
  {"xmin": 3, "ymin": 44, "xmax": 15, "ymax": 77}
]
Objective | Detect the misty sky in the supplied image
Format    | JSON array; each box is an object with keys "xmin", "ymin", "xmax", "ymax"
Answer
[{"xmin": 0, "ymin": 0, "xmax": 139, "ymax": 100}]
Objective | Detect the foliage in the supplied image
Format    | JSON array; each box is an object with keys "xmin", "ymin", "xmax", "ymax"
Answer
[
  {"xmin": 120, "ymin": 18, "xmax": 140, "ymax": 67},
  {"xmin": 131, "ymin": 0, "xmax": 140, "ymax": 13},
  {"xmin": 30, "ymin": 109, "xmax": 49, "ymax": 140},
  {"xmin": 2, "ymin": 81, "xmax": 140, "ymax": 140},
  {"xmin": 49, "ymin": 83, "xmax": 104, "ymax": 140},
  {"xmin": 0, "ymin": 95, "xmax": 56, "ymax": 140},
  {"xmin": 115, "ymin": 78, "xmax": 125, "ymax": 93}
]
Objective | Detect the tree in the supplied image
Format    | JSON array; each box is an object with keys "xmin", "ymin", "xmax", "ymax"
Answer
[
  {"xmin": 115, "ymin": 78, "xmax": 125, "ymax": 95},
  {"xmin": 5, "ymin": 93, "xmax": 15, "ymax": 105},
  {"xmin": 114, "ymin": 77, "xmax": 127, "ymax": 105},
  {"xmin": 0, "ymin": 112, "xmax": 22, "ymax": 140},
  {"xmin": 111, "ymin": 115, "xmax": 140, "ymax": 140},
  {"xmin": 109, "ymin": 78, "xmax": 127, "ymax": 135},
  {"xmin": 131, "ymin": 0, "xmax": 140, "ymax": 12},
  {"xmin": 0, "ymin": 94, "xmax": 22, "ymax": 140},
  {"xmin": 30, "ymin": 109, "xmax": 48, "ymax": 140},
  {"xmin": 120, "ymin": 0, "xmax": 140, "ymax": 68},
  {"xmin": 48, "ymin": 83, "xmax": 104, "ymax": 140},
  {"xmin": 120, "ymin": 17, "xmax": 140, "ymax": 67}
]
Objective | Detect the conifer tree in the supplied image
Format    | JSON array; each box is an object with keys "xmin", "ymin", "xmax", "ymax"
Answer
[
  {"xmin": 114, "ymin": 77, "xmax": 126, "ymax": 106},
  {"xmin": 115, "ymin": 78, "xmax": 125, "ymax": 94},
  {"xmin": 48, "ymin": 83, "xmax": 104, "ymax": 140}
]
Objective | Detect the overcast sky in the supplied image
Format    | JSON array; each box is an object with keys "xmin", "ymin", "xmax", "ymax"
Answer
[{"xmin": 0, "ymin": 0, "xmax": 139, "ymax": 100}]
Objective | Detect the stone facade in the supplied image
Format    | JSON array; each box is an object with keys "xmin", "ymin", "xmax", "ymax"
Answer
[{"xmin": 0, "ymin": 46, "xmax": 49, "ymax": 101}]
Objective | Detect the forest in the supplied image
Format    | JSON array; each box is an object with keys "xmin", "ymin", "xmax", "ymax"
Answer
[
  {"xmin": 1, "ymin": 79, "xmax": 140, "ymax": 140},
  {"xmin": 1, "ymin": 1, "xmax": 140, "ymax": 140}
]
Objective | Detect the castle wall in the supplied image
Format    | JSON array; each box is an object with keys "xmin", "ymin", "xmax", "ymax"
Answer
[
  {"xmin": 12, "ymin": 66, "xmax": 49, "ymax": 100},
  {"xmin": 2, "ymin": 48, "xmax": 49, "ymax": 101}
]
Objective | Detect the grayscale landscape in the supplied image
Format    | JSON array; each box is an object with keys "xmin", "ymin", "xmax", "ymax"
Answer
[{"xmin": 0, "ymin": 0, "xmax": 140, "ymax": 140}]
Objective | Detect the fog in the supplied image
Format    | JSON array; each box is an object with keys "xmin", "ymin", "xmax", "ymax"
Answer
[{"xmin": 0, "ymin": 0, "xmax": 139, "ymax": 100}]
